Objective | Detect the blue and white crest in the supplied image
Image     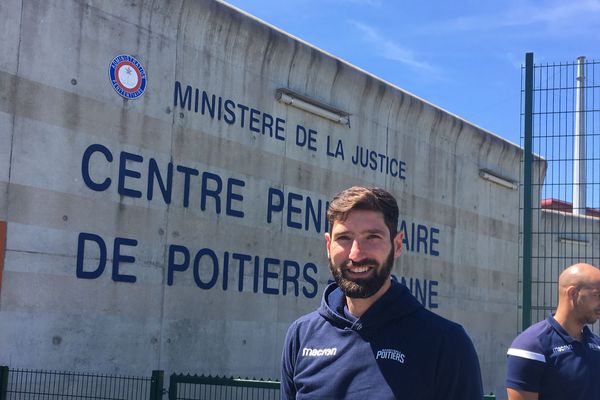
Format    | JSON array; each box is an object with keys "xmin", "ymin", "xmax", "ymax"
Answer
[{"xmin": 109, "ymin": 54, "xmax": 147, "ymax": 99}]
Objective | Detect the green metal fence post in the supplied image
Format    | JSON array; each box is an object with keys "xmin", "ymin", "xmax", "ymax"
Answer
[
  {"xmin": 0, "ymin": 366, "xmax": 8, "ymax": 400},
  {"xmin": 522, "ymin": 51, "xmax": 534, "ymax": 330},
  {"xmin": 150, "ymin": 370, "xmax": 164, "ymax": 400},
  {"xmin": 168, "ymin": 374, "xmax": 177, "ymax": 400}
]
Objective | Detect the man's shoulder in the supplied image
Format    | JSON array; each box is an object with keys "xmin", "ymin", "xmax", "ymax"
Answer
[
  {"xmin": 283, "ymin": 308, "xmax": 336, "ymax": 349},
  {"xmin": 286, "ymin": 309, "xmax": 324, "ymax": 333},
  {"xmin": 510, "ymin": 319, "xmax": 552, "ymax": 349},
  {"xmin": 507, "ymin": 319, "xmax": 553, "ymax": 363},
  {"xmin": 398, "ymin": 308, "xmax": 477, "ymax": 353},
  {"xmin": 411, "ymin": 307, "xmax": 467, "ymax": 335}
]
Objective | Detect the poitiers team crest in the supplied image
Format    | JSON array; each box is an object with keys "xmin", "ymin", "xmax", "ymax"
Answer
[{"xmin": 109, "ymin": 54, "xmax": 147, "ymax": 99}]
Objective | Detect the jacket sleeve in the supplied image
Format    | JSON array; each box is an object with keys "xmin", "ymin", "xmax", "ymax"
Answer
[
  {"xmin": 434, "ymin": 324, "xmax": 484, "ymax": 400},
  {"xmin": 280, "ymin": 321, "xmax": 299, "ymax": 400},
  {"xmin": 506, "ymin": 334, "xmax": 546, "ymax": 393}
]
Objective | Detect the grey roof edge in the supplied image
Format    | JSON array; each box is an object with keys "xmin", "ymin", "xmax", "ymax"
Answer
[{"xmin": 219, "ymin": 0, "xmax": 524, "ymax": 154}]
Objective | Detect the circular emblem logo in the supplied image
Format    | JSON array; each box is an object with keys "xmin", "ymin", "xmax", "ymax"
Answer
[{"xmin": 109, "ymin": 54, "xmax": 147, "ymax": 99}]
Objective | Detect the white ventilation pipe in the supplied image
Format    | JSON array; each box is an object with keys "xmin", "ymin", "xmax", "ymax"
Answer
[{"xmin": 573, "ymin": 56, "xmax": 586, "ymax": 215}]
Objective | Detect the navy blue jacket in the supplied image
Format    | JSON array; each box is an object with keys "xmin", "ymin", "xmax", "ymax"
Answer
[{"xmin": 281, "ymin": 280, "xmax": 483, "ymax": 399}]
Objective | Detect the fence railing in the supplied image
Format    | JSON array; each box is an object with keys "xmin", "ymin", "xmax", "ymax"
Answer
[
  {"xmin": 0, "ymin": 366, "xmax": 162, "ymax": 400},
  {"xmin": 168, "ymin": 374, "xmax": 279, "ymax": 400},
  {"xmin": 1, "ymin": 365, "xmax": 496, "ymax": 399},
  {"xmin": 0, "ymin": 366, "xmax": 279, "ymax": 400},
  {"xmin": 520, "ymin": 53, "xmax": 600, "ymax": 332}
]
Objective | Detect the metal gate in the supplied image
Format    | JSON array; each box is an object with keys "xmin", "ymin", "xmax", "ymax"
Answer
[
  {"xmin": 168, "ymin": 374, "xmax": 279, "ymax": 400},
  {"xmin": 0, "ymin": 366, "xmax": 163, "ymax": 400},
  {"xmin": 521, "ymin": 53, "xmax": 600, "ymax": 332}
]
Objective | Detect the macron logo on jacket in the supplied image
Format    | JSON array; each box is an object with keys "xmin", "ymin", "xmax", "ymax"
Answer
[
  {"xmin": 302, "ymin": 347, "xmax": 337, "ymax": 357},
  {"xmin": 552, "ymin": 344, "xmax": 573, "ymax": 354}
]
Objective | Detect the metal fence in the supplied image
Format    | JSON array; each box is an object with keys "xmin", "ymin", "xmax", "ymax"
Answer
[
  {"xmin": 168, "ymin": 375, "xmax": 279, "ymax": 400},
  {"xmin": 521, "ymin": 53, "xmax": 600, "ymax": 331},
  {"xmin": 0, "ymin": 366, "xmax": 162, "ymax": 400},
  {"xmin": 0, "ymin": 367, "xmax": 280, "ymax": 400},
  {"xmin": 0, "ymin": 366, "xmax": 498, "ymax": 399}
]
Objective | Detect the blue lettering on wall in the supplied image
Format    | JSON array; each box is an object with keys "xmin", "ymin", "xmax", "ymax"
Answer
[
  {"xmin": 80, "ymin": 144, "xmax": 437, "ymax": 243},
  {"xmin": 302, "ymin": 263, "xmax": 319, "ymax": 298},
  {"xmin": 78, "ymin": 142, "xmax": 440, "ymax": 302},
  {"xmin": 193, "ymin": 248, "xmax": 219, "ymax": 290},
  {"xmin": 76, "ymin": 232, "xmax": 107, "ymax": 279},
  {"xmin": 201, "ymin": 172, "xmax": 223, "ymax": 214},
  {"xmin": 282, "ymin": 260, "xmax": 300, "ymax": 296},
  {"xmin": 76, "ymin": 232, "xmax": 137, "ymax": 283},
  {"xmin": 163, "ymin": 240, "xmax": 319, "ymax": 298},
  {"xmin": 263, "ymin": 257, "xmax": 280, "ymax": 295},
  {"xmin": 351, "ymin": 145, "xmax": 407, "ymax": 180},
  {"xmin": 430, "ymin": 227, "xmax": 440, "ymax": 256},
  {"xmin": 392, "ymin": 275, "xmax": 439, "ymax": 309},
  {"xmin": 295, "ymin": 125, "xmax": 317, "ymax": 151},
  {"xmin": 231, "ymin": 253, "xmax": 252, "ymax": 292},
  {"xmin": 76, "ymin": 231, "xmax": 443, "ymax": 305},
  {"xmin": 81, "ymin": 144, "xmax": 113, "ymax": 191},
  {"xmin": 172, "ymin": 81, "xmax": 412, "ymax": 182},
  {"xmin": 175, "ymin": 165, "xmax": 199, "ymax": 208},
  {"xmin": 81, "ymin": 144, "xmax": 245, "ymax": 219},
  {"xmin": 287, "ymin": 192, "xmax": 303, "ymax": 230},
  {"xmin": 252, "ymin": 256, "xmax": 260, "ymax": 293},
  {"xmin": 266, "ymin": 188, "xmax": 329, "ymax": 233},
  {"xmin": 174, "ymin": 81, "xmax": 192, "ymax": 110},
  {"xmin": 399, "ymin": 220, "xmax": 441, "ymax": 257},
  {"xmin": 173, "ymin": 81, "xmax": 286, "ymax": 141},
  {"xmin": 148, "ymin": 158, "xmax": 173, "ymax": 204},
  {"xmin": 168, "ymin": 244, "xmax": 189, "ymax": 285},
  {"xmin": 112, "ymin": 237, "xmax": 137, "ymax": 283},
  {"xmin": 118, "ymin": 151, "xmax": 143, "ymax": 198},
  {"xmin": 226, "ymin": 178, "xmax": 245, "ymax": 218}
]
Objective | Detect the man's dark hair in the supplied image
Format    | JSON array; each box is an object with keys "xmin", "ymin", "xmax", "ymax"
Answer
[{"xmin": 327, "ymin": 186, "xmax": 399, "ymax": 239}]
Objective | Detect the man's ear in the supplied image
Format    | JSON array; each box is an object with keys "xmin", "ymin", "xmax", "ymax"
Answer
[
  {"xmin": 393, "ymin": 231, "xmax": 404, "ymax": 258},
  {"xmin": 324, "ymin": 232, "xmax": 331, "ymax": 257},
  {"xmin": 566, "ymin": 286, "xmax": 579, "ymax": 301}
]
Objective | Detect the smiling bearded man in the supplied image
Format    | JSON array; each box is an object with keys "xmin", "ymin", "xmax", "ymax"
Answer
[
  {"xmin": 280, "ymin": 186, "xmax": 483, "ymax": 400},
  {"xmin": 328, "ymin": 249, "xmax": 394, "ymax": 299}
]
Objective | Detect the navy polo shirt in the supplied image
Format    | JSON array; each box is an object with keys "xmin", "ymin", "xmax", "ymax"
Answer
[{"xmin": 506, "ymin": 314, "xmax": 600, "ymax": 399}]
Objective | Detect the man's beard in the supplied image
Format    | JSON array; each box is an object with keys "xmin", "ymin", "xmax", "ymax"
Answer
[{"xmin": 329, "ymin": 249, "xmax": 395, "ymax": 298}]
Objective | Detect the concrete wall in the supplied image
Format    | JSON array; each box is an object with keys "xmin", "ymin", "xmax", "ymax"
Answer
[{"xmin": 0, "ymin": 0, "xmax": 529, "ymax": 396}]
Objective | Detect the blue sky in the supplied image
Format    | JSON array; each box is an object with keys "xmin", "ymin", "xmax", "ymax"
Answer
[{"xmin": 223, "ymin": 0, "xmax": 600, "ymax": 147}]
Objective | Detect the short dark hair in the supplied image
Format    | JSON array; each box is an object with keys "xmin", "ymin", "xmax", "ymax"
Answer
[{"xmin": 327, "ymin": 186, "xmax": 399, "ymax": 239}]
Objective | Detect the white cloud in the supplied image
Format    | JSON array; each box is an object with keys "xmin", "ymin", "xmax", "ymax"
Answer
[
  {"xmin": 429, "ymin": 0, "xmax": 600, "ymax": 33},
  {"xmin": 350, "ymin": 20, "xmax": 439, "ymax": 76},
  {"xmin": 346, "ymin": 0, "xmax": 382, "ymax": 6},
  {"xmin": 505, "ymin": 52, "xmax": 525, "ymax": 70},
  {"xmin": 524, "ymin": 0, "xmax": 600, "ymax": 26},
  {"xmin": 327, "ymin": 0, "xmax": 382, "ymax": 6}
]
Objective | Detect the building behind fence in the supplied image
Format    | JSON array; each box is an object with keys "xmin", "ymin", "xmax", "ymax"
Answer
[{"xmin": 521, "ymin": 54, "xmax": 600, "ymax": 332}]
